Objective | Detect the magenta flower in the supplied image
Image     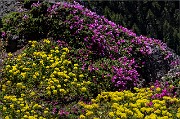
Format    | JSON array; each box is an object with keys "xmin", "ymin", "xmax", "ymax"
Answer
[{"xmin": 1, "ymin": 32, "xmax": 6, "ymax": 37}]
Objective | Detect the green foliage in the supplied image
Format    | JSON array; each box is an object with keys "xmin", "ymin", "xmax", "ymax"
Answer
[{"xmin": 0, "ymin": 1, "xmax": 51, "ymax": 51}]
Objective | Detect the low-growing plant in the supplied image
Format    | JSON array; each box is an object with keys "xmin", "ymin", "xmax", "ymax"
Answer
[
  {"xmin": 0, "ymin": 39, "xmax": 93, "ymax": 118},
  {"xmin": 78, "ymin": 87, "xmax": 180, "ymax": 119}
]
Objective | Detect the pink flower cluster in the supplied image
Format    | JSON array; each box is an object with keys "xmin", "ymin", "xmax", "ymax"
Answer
[
  {"xmin": 45, "ymin": 1, "xmax": 176, "ymax": 90},
  {"xmin": 112, "ymin": 57, "xmax": 139, "ymax": 90},
  {"xmin": 150, "ymin": 80, "xmax": 175, "ymax": 99}
]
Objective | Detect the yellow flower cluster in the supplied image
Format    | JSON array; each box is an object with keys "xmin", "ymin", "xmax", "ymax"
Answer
[
  {"xmin": 0, "ymin": 39, "xmax": 92, "ymax": 118},
  {"xmin": 177, "ymin": 107, "xmax": 180, "ymax": 118},
  {"xmin": 2, "ymin": 95, "xmax": 46, "ymax": 119},
  {"xmin": 79, "ymin": 87, "xmax": 180, "ymax": 119},
  {"xmin": 29, "ymin": 41, "xmax": 38, "ymax": 47}
]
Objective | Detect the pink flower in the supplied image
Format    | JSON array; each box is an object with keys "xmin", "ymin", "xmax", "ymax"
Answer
[
  {"xmin": 1, "ymin": 32, "xmax": 6, "ymax": 37},
  {"xmin": 147, "ymin": 102, "xmax": 153, "ymax": 107}
]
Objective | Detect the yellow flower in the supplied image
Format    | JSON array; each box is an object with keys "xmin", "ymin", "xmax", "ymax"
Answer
[
  {"xmin": 5, "ymin": 65, "xmax": 11, "ymax": 69},
  {"xmin": 177, "ymin": 113, "xmax": 180, "ymax": 118},
  {"xmin": 73, "ymin": 67, "xmax": 78, "ymax": 70},
  {"xmin": 55, "ymin": 50, "xmax": 59, "ymax": 53},
  {"xmin": 50, "ymin": 86, "xmax": 55, "ymax": 90},
  {"xmin": 23, "ymin": 115, "xmax": 28, "ymax": 118},
  {"xmin": 8, "ymin": 53, "xmax": 13, "ymax": 57},
  {"xmin": 167, "ymin": 112, "xmax": 172, "ymax": 117},
  {"xmin": 120, "ymin": 113, "xmax": 127, "ymax": 118},
  {"xmin": 16, "ymin": 110, "xmax": 20, "ymax": 113},
  {"xmin": 47, "ymin": 91, "xmax": 51, "ymax": 96},
  {"xmin": 55, "ymin": 47, "xmax": 59, "ymax": 50},
  {"xmin": 32, "ymin": 63, "xmax": 36, "ymax": 66},
  {"xmin": 61, "ymin": 55, "xmax": 66, "ymax": 59},
  {"xmin": 44, "ymin": 110, "xmax": 49, "ymax": 114},
  {"xmin": 6, "ymin": 80, "xmax": 11, "ymax": 85},
  {"xmin": 81, "ymin": 87, "xmax": 87, "ymax": 92},
  {"xmin": 86, "ymin": 110, "xmax": 93, "ymax": 116},
  {"xmin": 31, "ymin": 110, "xmax": 35, "ymax": 114},
  {"xmin": 59, "ymin": 89, "xmax": 66, "ymax": 93},
  {"xmin": 22, "ymin": 85, "xmax": 26, "ymax": 89},
  {"xmin": 50, "ymin": 50, "xmax": 55, "ymax": 53},
  {"xmin": 20, "ymin": 103, "xmax": 25, "ymax": 107},
  {"xmin": 18, "ymin": 97, "xmax": 24, "ymax": 101},
  {"xmin": 33, "ymin": 75, "xmax": 37, "ymax": 79},
  {"xmin": 116, "ymin": 111, "xmax": 122, "ymax": 116},
  {"xmin": 154, "ymin": 109, "xmax": 161, "ymax": 114},
  {"xmin": 28, "ymin": 116, "xmax": 36, "ymax": 119},
  {"xmin": 64, "ymin": 79, "xmax": 68, "ymax": 82},
  {"xmin": 74, "ymin": 78, "xmax": 78, "ymax": 82},
  {"xmin": 169, "ymin": 85, "xmax": 173, "ymax": 88},
  {"xmin": 62, "ymin": 48, "xmax": 69, "ymax": 53},
  {"xmin": 13, "ymin": 70, "xmax": 20, "ymax": 75},
  {"xmin": 79, "ymin": 115, "xmax": 85, "ymax": 119},
  {"xmin": 26, "ymin": 112, "xmax": 30, "ymax": 116},
  {"xmin": 108, "ymin": 112, "xmax": 114, "ymax": 117},
  {"xmin": 21, "ymin": 72, "xmax": 26, "ymax": 79},
  {"xmin": 74, "ymin": 64, "xmax": 79, "ymax": 67},
  {"xmin": 137, "ymin": 112, "xmax": 144, "ymax": 118},
  {"xmin": 92, "ymin": 103, "xmax": 99, "ymax": 108},
  {"xmin": 35, "ymin": 72, "xmax": 39, "ymax": 76},
  {"xmin": 71, "ymin": 82, "xmax": 76, "ymax": 85},
  {"xmin": 3, "ymin": 106, "xmax": 7, "ymax": 111},
  {"xmin": 5, "ymin": 116, "xmax": 10, "ymax": 119},
  {"xmin": 149, "ymin": 113, "xmax": 157, "ymax": 119},
  {"xmin": 16, "ymin": 82, "xmax": 23, "ymax": 88},
  {"xmin": 46, "ymin": 86, "xmax": 50, "ymax": 90},
  {"xmin": 43, "ymin": 39, "xmax": 50, "ymax": 44},
  {"xmin": 84, "ymin": 105, "xmax": 93, "ymax": 110},
  {"xmin": 50, "ymin": 59, "xmax": 54, "ymax": 63},
  {"xmin": 53, "ymin": 90, "xmax": 57, "ymax": 95},
  {"xmin": 69, "ymin": 72, "xmax": 76, "ymax": 77},
  {"xmin": 2, "ymin": 85, "xmax": 6, "ymax": 91},
  {"xmin": 79, "ymin": 74, "xmax": 84, "ymax": 78},
  {"xmin": 145, "ymin": 108, "xmax": 153, "ymax": 113},
  {"xmin": 10, "ymin": 104, "xmax": 14, "ymax": 108},
  {"xmin": 57, "ymin": 85, "xmax": 61, "ymax": 88},
  {"xmin": 30, "ymin": 92, "xmax": 36, "ymax": 96},
  {"xmin": 33, "ymin": 104, "xmax": 39, "ymax": 109},
  {"xmin": 86, "ymin": 81, "xmax": 91, "ymax": 85},
  {"xmin": 125, "ymin": 109, "xmax": 133, "ymax": 115},
  {"xmin": 76, "ymin": 83, "xmax": 80, "ymax": 87},
  {"xmin": 156, "ymin": 87, "xmax": 161, "ymax": 92},
  {"xmin": 153, "ymin": 103, "xmax": 161, "ymax": 109}
]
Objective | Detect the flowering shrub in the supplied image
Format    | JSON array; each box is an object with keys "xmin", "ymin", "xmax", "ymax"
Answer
[{"xmin": 79, "ymin": 87, "xmax": 180, "ymax": 119}]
